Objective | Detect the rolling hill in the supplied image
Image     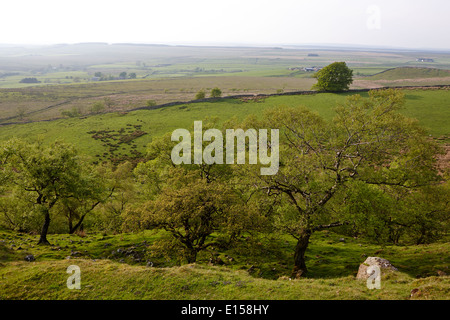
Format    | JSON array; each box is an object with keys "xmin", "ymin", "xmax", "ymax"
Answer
[{"xmin": 369, "ymin": 67, "xmax": 450, "ymax": 80}]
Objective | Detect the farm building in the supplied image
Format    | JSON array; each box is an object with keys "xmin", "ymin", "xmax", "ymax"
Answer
[{"xmin": 416, "ymin": 58, "xmax": 434, "ymax": 62}]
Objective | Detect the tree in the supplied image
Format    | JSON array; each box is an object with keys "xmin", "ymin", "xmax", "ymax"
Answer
[
  {"xmin": 340, "ymin": 181, "xmax": 449, "ymax": 245},
  {"xmin": 61, "ymin": 107, "xmax": 82, "ymax": 118},
  {"xmin": 90, "ymin": 101, "xmax": 105, "ymax": 114},
  {"xmin": 312, "ymin": 62, "xmax": 353, "ymax": 92},
  {"xmin": 140, "ymin": 168, "xmax": 239, "ymax": 263},
  {"xmin": 195, "ymin": 89, "xmax": 206, "ymax": 100},
  {"xmin": 103, "ymin": 97, "xmax": 115, "ymax": 110},
  {"xmin": 210, "ymin": 87, "xmax": 222, "ymax": 98},
  {"xmin": 248, "ymin": 89, "xmax": 442, "ymax": 277},
  {"xmin": 99, "ymin": 162, "xmax": 137, "ymax": 233},
  {"xmin": 133, "ymin": 120, "xmax": 263, "ymax": 263},
  {"xmin": 0, "ymin": 139, "xmax": 101, "ymax": 245},
  {"xmin": 59, "ymin": 163, "xmax": 114, "ymax": 234},
  {"xmin": 19, "ymin": 77, "xmax": 41, "ymax": 84}
]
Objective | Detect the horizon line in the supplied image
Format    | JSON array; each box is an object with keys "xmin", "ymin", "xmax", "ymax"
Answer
[{"xmin": 1, "ymin": 41, "xmax": 450, "ymax": 53}]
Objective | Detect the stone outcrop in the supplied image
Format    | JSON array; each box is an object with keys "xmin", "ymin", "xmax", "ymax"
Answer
[{"xmin": 356, "ymin": 256, "xmax": 398, "ymax": 279}]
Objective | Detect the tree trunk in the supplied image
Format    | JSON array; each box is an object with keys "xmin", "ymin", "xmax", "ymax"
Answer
[
  {"xmin": 291, "ymin": 230, "xmax": 311, "ymax": 278},
  {"xmin": 38, "ymin": 208, "xmax": 51, "ymax": 245},
  {"xmin": 69, "ymin": 214, "xmax": 86, "ymax": 234},
  {"xmin": 186, "ymin": 248, "xmax": 197, "ymax": 264}
]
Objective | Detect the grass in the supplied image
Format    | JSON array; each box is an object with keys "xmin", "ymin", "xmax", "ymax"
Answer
[
  {"xmin": 0, "ymin": 76, "xmax": 315, "ymax": 122},
  {"xmin": 0, "ymin": 228, "xmax": 448, "ymax": 300},
  {"xmin": 0, "ymin": 88, "xmax": 448, "ymax": 162},
  {"xmin": 370, "ymin": 67, "xmax": 450, "ymax": 80}
]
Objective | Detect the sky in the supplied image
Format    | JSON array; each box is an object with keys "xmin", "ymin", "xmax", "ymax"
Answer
[{"xmin": 1, "ymin": 0, "xmax": 450, "ymax": 50}]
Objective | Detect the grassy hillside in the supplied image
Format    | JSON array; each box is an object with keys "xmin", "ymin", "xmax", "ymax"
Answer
[
  {"xmin": 0, "ymin": 87, "xmax": 449, "ymax": 301},
  {"xmin": 0, "ymin": 76, "xmax": 315, "ymax": 123},
  {"xmin": 370, "ymin": 67, "xmax": 450, "ymax": 80},
  {"xmin": 0, "ymin": 228, "xmax": 448, "ymax": 300},
  {"xmin": 0, "ymin": 89, "xmax": 448, "ymax": 164}
]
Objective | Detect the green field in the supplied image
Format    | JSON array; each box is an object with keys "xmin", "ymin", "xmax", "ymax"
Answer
[
  {"xmin": 1, "ymin": 228, "xmax": 448, "ymax": 300},
  {"xmin": 0, "ymin": 44, "xmax": 449, "ymax": 302},
  {"xmin": 0, "ymin": 89, "xmax": 448, "ymax": 164}
]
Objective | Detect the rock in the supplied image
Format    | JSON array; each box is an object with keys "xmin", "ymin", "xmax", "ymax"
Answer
[
  {"xmin": 24, "ymin": 254, "xmax": 35, "ymax": 262},
  {"xmin": 410, "ymin": 288, "xmax": 421, "ymax": 298},
  {"xmin": 356, "ymin": 257, "xmax": 398, "ymax": 279}
]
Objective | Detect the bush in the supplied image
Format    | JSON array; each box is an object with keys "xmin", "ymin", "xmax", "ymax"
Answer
[
  {"xmin": 90, "ymin": 101, "xmax": 105, "ymax": 114},
  {"xmin": 195, "ymin": 90, "xmax": 206, "ymax": 100},
  {"xmin": 210, "ymin": 87, "xmax": 222, "ymax": 98},
  {"xmin": 61, "ymin": 107, "xmax": 82, "ymax": 118},
  {"xmin": 19, "ymin": 77, "xmax": 41, "ymax": 84},
  {"xmin": 146, "ymin": 100, "xmax": 157, "ymax": 107}
]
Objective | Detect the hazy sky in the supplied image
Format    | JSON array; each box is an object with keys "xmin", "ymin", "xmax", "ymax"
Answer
[{"xmin": 2, "ymin": 0, "xmax": 449, "ymax": 49}]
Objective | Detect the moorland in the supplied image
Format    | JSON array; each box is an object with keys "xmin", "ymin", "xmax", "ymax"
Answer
[{"xmin": 0, "ymin": 43, "xmax": 449, "ymax": 301}]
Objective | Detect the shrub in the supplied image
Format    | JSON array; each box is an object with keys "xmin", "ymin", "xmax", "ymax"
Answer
[
  {"xmin": 195, "ymin": 90, "xmax": 206, "ymax": 100},
  {"xmin": 210, "ymin": 87, "xmax": 222, "ymax": 98}
]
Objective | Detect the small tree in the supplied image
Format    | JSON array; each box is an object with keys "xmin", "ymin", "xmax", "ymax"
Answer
[
  {"xmin": 249, "ymin": 89, "xmax": 442, "ymax": 277},
  {"xmin": 312, "ymin": 62, "xmax": 353, "ymax": 92},
  {"xmin": 1, "ymin": 139, "xmax": 100, "ymax": 245},
  {"xmin": 141, "ymin": 168, "xmax": 238, "ymax": 263},
  {"xmin": 210, "ymin": 87, "xmax": 222, "ymax": 98},
  {"xmin": 195, "ymin": 89, "xmax": 206, "ymax": 100},
  {"xmin": 61, "ymin": 107, "xmax": 82, "ymax": 118},
  {"xmin": 146, "ymin": 100, "xmax": 157, "ymax": 107},
  {"xmin": 90, "ymin": 101, "xmax": 105, "ymax": 114}
]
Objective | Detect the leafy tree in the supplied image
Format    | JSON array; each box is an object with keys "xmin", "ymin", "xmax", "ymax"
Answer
[
  {"xmin": 392, "ymin": 183, "xmax": 449, "ymax": 245},
  {"xmin": 146, "ymin": 100, "xmax": 157, "ymax": 107},
  {"xmin": 340, "ymin": 181, "xmax": 449, "ymax": 245},
  {"xmin": 133, "ymin": 119, "xmax": 264, "ymax": 263},
  {"xmin": 59, "ymin": 163, "xmax": 114, "ymax": 234},
  {"xmin": 140, "ymin": 168, "xmax": 239, "ymax": 263},
  {"xmin": 210, "ymin": 87, "xmax": 222, "ymax": 98},
  {"xmin": 247, "ymin": 89, "xmax": 442, "ymax": 277},
  {"xmin": 0, "ymin": 139, "xmax": 102, "ymax": 244},
  {"xmin": 312, "ymin": 62, "xmax": 353, "ymax": 92},
  {"xmin": 19, "ymin": 77, "xmax": 41, "ymax": 84},
  {"xmin": 97, "ymin": 162, "xmax": 137, "ymax": 233},
  {"xmin": 61, "ymin": 107, "xmax": 82, "ymax": 118},
  {"xmin": 195, "ymin": 89, "xmax": 206, "ymax": 100}
]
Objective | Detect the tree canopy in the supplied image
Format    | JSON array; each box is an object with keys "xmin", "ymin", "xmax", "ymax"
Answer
[
  {"xmin": 312, "ymin": 62, "xmax": 353, "ymax": 92},
  {"xmin": 242, "ymin": 89, "xmax": 444, "ymax": 277},
  {"xmin": 0, "ymin": 139, "xmax": 109, "ymax": 244}
]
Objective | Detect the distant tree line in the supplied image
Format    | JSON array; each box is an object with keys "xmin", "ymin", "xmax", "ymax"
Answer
[
  {"xmin": 19, "ymin": 77, "xmax": 41, "ymax": 84},
  {"xmin": 92, "ymin": 72, "xmax": 137, "ymax": 81}
]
